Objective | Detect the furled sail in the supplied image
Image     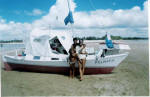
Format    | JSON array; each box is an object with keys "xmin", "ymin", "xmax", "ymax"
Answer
[
  {"xmin": 64, "ymin": 0, "xmax": 74, "ymax": 25},
  {"xmin": 105, "ymin": 32, "xmax": 114, "ymax": 48},
  {"xmin": 64, "ymin": 11, "xmax": 74, "ymax": 25}
]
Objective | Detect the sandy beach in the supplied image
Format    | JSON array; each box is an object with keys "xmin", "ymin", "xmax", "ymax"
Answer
[{"xmin": 1, "ymin": 40, "xmax": 149, "ymax": 96}]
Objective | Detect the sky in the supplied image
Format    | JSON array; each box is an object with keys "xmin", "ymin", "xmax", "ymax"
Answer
[{"xmin": 0, "ymin": 0, "xmax": 148, "ymax": 40}]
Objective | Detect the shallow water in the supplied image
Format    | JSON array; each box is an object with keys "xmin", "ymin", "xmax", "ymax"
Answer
[
  {"xmin": 1, "ymin": 40, "xmax": 149, "ymax": 96},
  {"xmin": 0, "ymin": 43, "xmax": 24, "ymax": 54}
]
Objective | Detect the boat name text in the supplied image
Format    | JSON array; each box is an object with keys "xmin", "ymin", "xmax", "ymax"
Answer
[{"xmin": 95, "ymin": 58, "xmax": 115, "ymax": 64}]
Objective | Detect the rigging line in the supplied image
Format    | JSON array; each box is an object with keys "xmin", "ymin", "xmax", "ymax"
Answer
[
  {"xmin": 88, "ymin": 0, "xmax": 96, "ymax": 10},
  {"xmin": 88, "ymin": 0, "xmax": 107, "ymax": 35},
  {"xmin": 71, "ymin": 24, "xmax": 74, "ymax": 35}
]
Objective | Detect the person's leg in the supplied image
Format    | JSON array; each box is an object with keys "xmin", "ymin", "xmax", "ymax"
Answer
[
  {"xmin": 70, "ymin": 64, "xmax": 73, "ymax": 78},
  {"xmin": 78, "ymin": 59, "xmax": 83, "ymax": 81},
  {"xmin": 72, "ymin": 63, "xmax": 75, "ymax": 78},
  {"xmin": 81, "ymin": 59, "xmax": 85, "ymax": 79},
  {"xmin": 82, "ymin": 59, "xmax": 86, "ymax": 75}
]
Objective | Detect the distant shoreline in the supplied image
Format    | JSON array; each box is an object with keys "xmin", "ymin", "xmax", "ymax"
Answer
[
  {"xmin": 0, "ymin": 37, "xmax": 148, "ymax": 43},
  {"xmin": 76, "ymin": 36, "xmax": 148, "ymax": 40},
  {"xmin": 0, "ymin": 40, "xmax": 23, "ymax": 43}
]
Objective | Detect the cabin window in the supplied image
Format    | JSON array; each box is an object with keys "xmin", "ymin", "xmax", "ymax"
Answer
[
  {"xmin": 51, "ymin": 58, "xmax": 59, "ymax": 60},
  {"xmin": 49, "ymin": 36, "xmax": 68, "ymax": 55}
]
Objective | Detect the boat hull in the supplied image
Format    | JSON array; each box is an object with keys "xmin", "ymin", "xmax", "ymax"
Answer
[
  {"xmin": 3, "ymin": 52, "xmax": 128, "ymax": 74},
  {"xmin": 4, "ymin": 62, "xmax": 114, "ymax": 74}
]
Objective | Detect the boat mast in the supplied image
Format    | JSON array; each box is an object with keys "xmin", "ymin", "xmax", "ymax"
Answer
[
  {"xmin": 66, "ymin": 0, "xmax": 74, "ymax": 37},
  {"xmin": 67, "ymin": 0, "xmax": 71, "ymax": 11}
]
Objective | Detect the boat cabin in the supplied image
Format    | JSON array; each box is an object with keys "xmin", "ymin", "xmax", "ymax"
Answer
[{"xmin": 24, "ymin": 28, "xmax": 73, "ymax": 58}]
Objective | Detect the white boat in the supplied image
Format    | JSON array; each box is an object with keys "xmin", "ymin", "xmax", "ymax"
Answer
[
  {"xmin": 3, "ymin": 29, "xmax": 130, "ymax": 74},
  {"xmin": 2, "ymin": 0, "xmax": 130, "ymax": 74}
]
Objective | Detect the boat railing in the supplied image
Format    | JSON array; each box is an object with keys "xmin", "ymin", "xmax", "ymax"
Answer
[{"xmin": 1, "ymin": 48, "xmax": 25, "ymax": 56}]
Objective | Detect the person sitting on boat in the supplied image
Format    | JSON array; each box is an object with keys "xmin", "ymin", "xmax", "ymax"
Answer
[
  {"xmin": 68, "ymin": 38, "xmax": 78, "ymax": 78},
  {"xmin": 76, "ymin": 39, "xmax": 87, "ymax": 81}
]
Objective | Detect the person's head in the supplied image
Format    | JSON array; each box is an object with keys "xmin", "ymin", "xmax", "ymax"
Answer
[
  {"xmin": 79, "ymin": 39, "xmax": 84, "ymax": 46},
  {"xmin": 73, "ymin": 38, "xmax": 77, "ymax": 44}
]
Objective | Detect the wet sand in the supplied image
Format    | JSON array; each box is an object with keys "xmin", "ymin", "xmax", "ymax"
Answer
[{"xmin": 1, "ymin": 40, "xmax": 149, "ymax": 96}]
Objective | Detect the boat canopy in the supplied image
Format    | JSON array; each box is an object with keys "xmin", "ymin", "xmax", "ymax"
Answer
[{"xmin": 25, "ymin": 28, "xmax": 73, "ymax": 57}]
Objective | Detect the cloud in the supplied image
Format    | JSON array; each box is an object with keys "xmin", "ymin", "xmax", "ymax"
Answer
[
  {"xmin": 32, "ymin": 0, "xmax": 148, "ymax": 29},
  {"xmin": 24, "ymin": 9, "xmax": 45, "ymax": 16},
  {"xmin": 32, "ymin": 0, "xmax": 148, "ymax": 37},
  {"xmin": 13, "ymin": 9, "xmax": 45, "ymax": 16},
  {"xmin": 0, "ymin": 17, "xmax": 32, "ymax": 40},
  {"xmin": 32, "ymin": 0, "xmax": 76, "ymax": 28},
  {"xmin": 73, "ymin": 5, "xmax": 147, "ymax": 28},
  {"xmin": 0, "ymin": 0, "xmax": 148, "ymax": 40}
]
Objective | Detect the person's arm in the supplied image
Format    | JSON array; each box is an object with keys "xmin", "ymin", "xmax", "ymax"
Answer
[
  {"xmin": 81, "ymin": 48, "xmax": 88, "ymax": 54},
  {"xmin": 76, "ymin": 46, "xmax": 79, "ymax": 54},
  {"xmin": 82, "ymin": 51, "xmax": 88, "ymax": 54},
  {"xmin": 69, "ymin": 47, "xmax": 77, "ymax": 57},
  {"xmin": 72, "ymin": 53, "xmax": 77, "ymax": 57},
  {"xmin": 78, "ymin": 46, "xmax": 84, "ymax": 54}
]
